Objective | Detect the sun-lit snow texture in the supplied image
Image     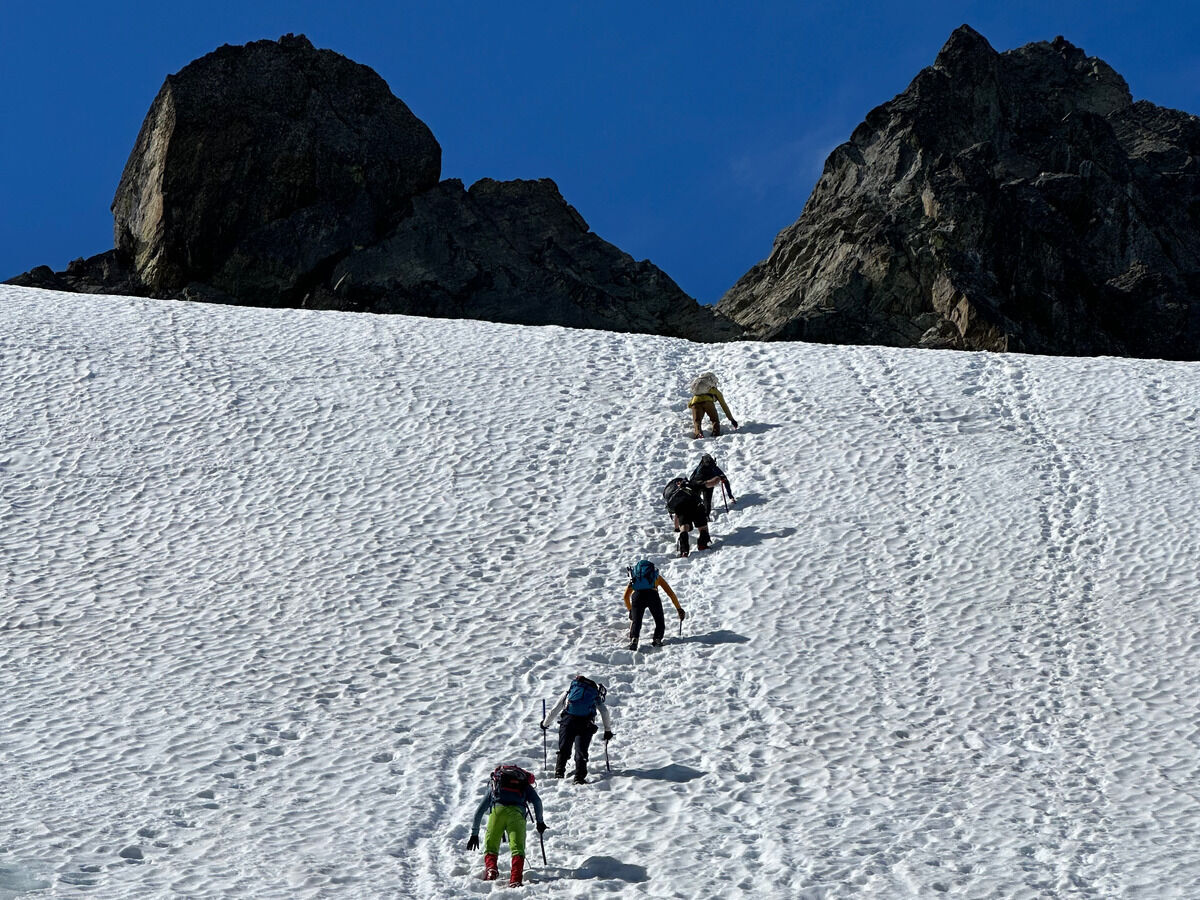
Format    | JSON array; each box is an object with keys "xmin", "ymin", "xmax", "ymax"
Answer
[{"xmin": 2, "ymin": 285, "xmax": 1200, "ymax": 898}]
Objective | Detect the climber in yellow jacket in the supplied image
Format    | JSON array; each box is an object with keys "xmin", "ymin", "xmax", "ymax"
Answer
[{"xmin": 688, "ymin": 371, "xmax": 738, "ymax": 439}]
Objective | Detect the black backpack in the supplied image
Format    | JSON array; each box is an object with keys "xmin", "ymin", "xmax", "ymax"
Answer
[{"xmin": 663, "ymin": 477, "xmax": 699, "ymax": 513}]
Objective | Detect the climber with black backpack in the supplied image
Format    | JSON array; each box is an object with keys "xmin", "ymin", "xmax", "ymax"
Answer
[
  {"xmin": 663, "ymin": 475, "xmax": 723, "ymax": 556},
  {"xmin": 465, "ymin": 763, "xmax": 546, "ymax": 886},
  {"xmin": 540, "ymin": 674, "xmax": 614, "ymax": 783},
  {"xmin": 622, "ymin": 559, "xmax": 685, "ymax": 650}
]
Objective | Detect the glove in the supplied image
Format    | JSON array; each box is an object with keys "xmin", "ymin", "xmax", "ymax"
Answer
[
  {"xmin": 466, "ymin": 834, "xmax": 479, "ymax": 851},
  {"xmin": 678, "ymin": 609, "xmax": 687, "ymax": 621},
  {"xmin": 731, "ymin": 420, "xmax": 739, "ymax": 429},
  {"xmin": 536, "ymin": 821, "xmax": 547, "ymax": 834},
  {"xmin": 604, "ymin": 730, "xmax": 614, "ymax": 741},
  {"xmin": 539, "ymin": 720, "xmax": 547, "ymax": 731}
]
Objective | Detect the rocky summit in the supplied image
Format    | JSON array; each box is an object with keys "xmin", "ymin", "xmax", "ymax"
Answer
[
  {"xmin": 10, "ymin": 35, "xmax": 737, "ymax": 343},
  {"xmin": 718, "ymin": 25, "xmax": 1200, "ymax": 359}
]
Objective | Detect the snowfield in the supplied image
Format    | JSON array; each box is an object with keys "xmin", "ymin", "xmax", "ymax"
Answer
[{"xmin": 3, "ymin": 284, "xmax": 1200, "ymax": 899}]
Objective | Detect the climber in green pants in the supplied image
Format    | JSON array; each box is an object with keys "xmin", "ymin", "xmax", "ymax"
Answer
[{"xmin": 466, "ymin": 764, "xmax": 546, "ymax": 886}]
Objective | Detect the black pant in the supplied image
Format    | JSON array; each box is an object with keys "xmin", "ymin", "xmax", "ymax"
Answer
[
  {"xmin": 557, "ymin": 714, "xmax": 597, "ymax": 771},
  {"xmin": 673, "ymin": 499, "xmax": 708, "ymax": 531},
  {"xmin": 630, "ymin": 589, "xmax": 665, "ymax": 644}
]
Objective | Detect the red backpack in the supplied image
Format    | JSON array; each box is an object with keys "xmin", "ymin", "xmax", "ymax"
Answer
[{"xmin": 490, "ymin": 765, "xmax": 534, "ymax": 807}]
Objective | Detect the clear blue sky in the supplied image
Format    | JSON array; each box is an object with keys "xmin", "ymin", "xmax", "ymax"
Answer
[{"xmin": 2, "ymin": 1, "xmax": 1198, "ymax": 303}]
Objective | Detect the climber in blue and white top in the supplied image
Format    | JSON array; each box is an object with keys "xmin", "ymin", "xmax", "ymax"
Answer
[{"xmin": 540, "ymin": 674, "xmax": 614, "ymax": 784}]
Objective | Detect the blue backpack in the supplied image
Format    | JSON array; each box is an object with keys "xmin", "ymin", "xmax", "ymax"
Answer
[
  {"xmin": 565, "ymin": 676, "xmax": 606, "ymax": 717},
  {"xmin": 629, "ymin": 560, "xmax": 658, "ymax": 591}
]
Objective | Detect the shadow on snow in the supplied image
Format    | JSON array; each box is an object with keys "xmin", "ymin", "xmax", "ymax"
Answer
[
  {"xmin": 733, "ymin": 422, "xmax": 784, "ymax": 435},
  {"xmin": 675, "ymin": 629, "xmax": 749, "ymax": 646},
  {"xmin": 619, "ymin": 763, "xmax": 706, "ymax": 784},
  {"xmin": 718, "ymin": 525, "xmax": 798, "ymax": 547},
  {"xmin": 719, "ymin": 490, "xmax": 768, "ymax": 511},
  {"xmin": 530, "ymin": 856, "xmax": 650, "ymax": 884}
]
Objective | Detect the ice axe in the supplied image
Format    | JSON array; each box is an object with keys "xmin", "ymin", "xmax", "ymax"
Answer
[
  {"xmin": 526, "ymin": 802, "xmax": 548, "ymax": 866},
  {"xmin": 541, "ymin": 699, "xmax": 548, "ymax": 775},
  {"xmin": 720, "ymin": 481, "xmax": 730, "ymax": 515}
]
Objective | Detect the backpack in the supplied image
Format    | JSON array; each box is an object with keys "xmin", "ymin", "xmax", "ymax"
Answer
[
  {"xmin": 565, "ymin": 675, "xmax": 606, "ymax": 717},
  {"xmin": 490, "ymin": 765, "xmax": 534, "ymax": 807},
  {"xmin": 663, "ymin": 477, "xmax": 698, "ymax": 513},
  {"xmin": 628, "ymin": 559, "xmax": 657, "ymax": 591},
  {"xmin": 689, "ymin": 372, "xmax": 719, "ymax": 396}
]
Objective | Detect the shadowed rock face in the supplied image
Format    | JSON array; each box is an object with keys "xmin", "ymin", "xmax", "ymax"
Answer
[
  {"xmin": 718, "ymin": 25, "xmax": 1200, "ymax": 359},
  {"xmin": 306, "ymin": 177, "xmax": 741, "ymax": 340},
  {"xmin": 10, "ymin": 34, "xmax": 738, "ymax": 342},
  {"xmin": 111, "ymin": 33, "xmax": 441, "ymax": 306}
]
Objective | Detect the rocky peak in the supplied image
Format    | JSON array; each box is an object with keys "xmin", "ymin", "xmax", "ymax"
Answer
[
  {"xmin": 717, "ymin": 26, "xmax": 1200, "ymax": 359},
  {"xmin": 111, "ymin": 33, "xmax": 441, "ymax": 304},
  {"xmin": 11, "ymin": 35, "xmax": 737, "ymax": 342},
  {"xmin": 932, "ymin": 24, "xmax": 997, "ymax": 72}
]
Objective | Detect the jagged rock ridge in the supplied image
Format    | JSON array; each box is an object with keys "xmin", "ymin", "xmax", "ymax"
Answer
[
  {"xmin": 718, "ymin": 25, "xmax": 1200, "ymax": 359},
  {"xmin": 11, "ymin": 35, "xmax": 738, "ymax": 342}
]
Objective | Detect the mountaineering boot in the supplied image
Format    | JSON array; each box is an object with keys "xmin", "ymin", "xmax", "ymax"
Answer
[
  {"xmin": 627, "ymin": 634, "xmax": 639, "ymax": 651},
  {"xmin": 554, "ymin": 752, "xmax": 568, "ymax": 779},
  {"xmin": 573, "ymin": 761, "xmax": 588, "ymax": 784},
  {"xmin": 483, "ymin": 853, "xmax": 499, "ymax": 881},
  {"xmin": 509, "ymin": 854, "xmax": 525, "ymax": 887},
  {"xmin": 697, "ymin": 531, "xmax": 711, "ymax": 551},
  {"xmin": 678, "ymin": 531, "xmax": 690, "ymax": 558}
]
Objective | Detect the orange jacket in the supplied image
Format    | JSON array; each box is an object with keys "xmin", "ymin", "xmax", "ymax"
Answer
[{"xmin": 623, "ymin": 576, "xmax": 684, "ymax": 617}]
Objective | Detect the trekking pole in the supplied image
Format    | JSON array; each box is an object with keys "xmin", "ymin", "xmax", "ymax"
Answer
[
  {"xmin": 605, "ymin": 737, "xmax": 611, "ymax": 772},
  {"xmin": 541, "ymin": 700, "xmax": 548, "ymax": 775}
]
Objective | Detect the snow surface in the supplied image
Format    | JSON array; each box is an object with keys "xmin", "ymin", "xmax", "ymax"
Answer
[{"xmin": 2, "ymin": 284, "xmax": 1200, "ymax": 899}]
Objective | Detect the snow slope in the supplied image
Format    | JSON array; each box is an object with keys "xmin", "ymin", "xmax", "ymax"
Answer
[{"xmin": 2, "ymin": 285, "xmax": 1200, "ymax": 898}]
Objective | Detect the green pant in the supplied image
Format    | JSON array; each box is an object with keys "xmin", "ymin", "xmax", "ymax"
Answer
[{"xmin": 484, "ymin": 803, "xmax": 527, "ymax": 857}]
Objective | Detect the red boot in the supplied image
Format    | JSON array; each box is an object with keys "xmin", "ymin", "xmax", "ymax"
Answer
[
  {"xmin": 483, "ymin": 853, "xmax": 499, "ymax": 881},
  {"xmin": 508, "ymin": 854, "xmax": 525, "ymax": 887}
]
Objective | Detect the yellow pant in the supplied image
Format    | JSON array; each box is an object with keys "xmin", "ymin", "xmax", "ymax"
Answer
[{"xmin": 691, "ymin": 399, "xmax": 720, "ymax": 436}]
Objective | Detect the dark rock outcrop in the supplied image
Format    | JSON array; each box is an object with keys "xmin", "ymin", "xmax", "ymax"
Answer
[
  {"xmin": 306, "ymin": 177, "xmax": 735, "ymax": 338},
  {"xmin": 8, "ymin": 252, "xmax": 139, "ymax": 296},
  {"xmin": 111, "ymin": 33, "xmax": 440, "ymax": 307},
  {"xmin": 10, "ymin": 35, "xmax": 737, "ymax": 342},
  {"xmin": 718, "ymin": 26, "xmax": 1200, "ymax": 359}
]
